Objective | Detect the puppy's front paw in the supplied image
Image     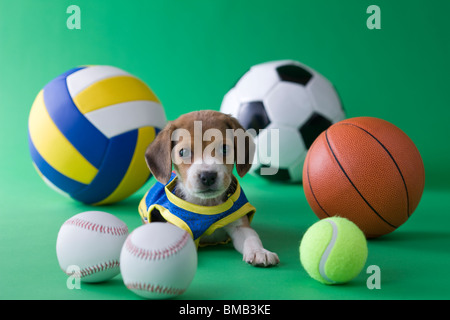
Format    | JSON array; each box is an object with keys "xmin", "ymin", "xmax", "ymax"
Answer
[{"xmin": 244, "ymin": 249, "xmax": 280, "ymax": 267}]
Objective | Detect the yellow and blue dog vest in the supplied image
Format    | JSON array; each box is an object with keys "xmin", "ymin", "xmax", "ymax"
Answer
[{"xmin": 138, "ymin": 173, "xmax": 256, "ymax": 246}]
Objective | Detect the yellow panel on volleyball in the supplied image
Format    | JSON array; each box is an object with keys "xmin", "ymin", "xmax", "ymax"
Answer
[
  {"xmin": 93, "ymin": 126, "xmax": 156, "ymax": 205},
  {"xmin": 73, "ymin": 76, "xmax": 160, "ymax": 114},
  {"xmin": 28, "ymin": 91, "xmax": 98, "ymax": 184}
]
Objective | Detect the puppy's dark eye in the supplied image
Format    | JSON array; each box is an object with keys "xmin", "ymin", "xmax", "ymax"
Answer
[
  {"xmin": 179, "ymin": 148, "xmax": 191, "ymax": 158},
  {"xmin": 221, "ymin": 144, "xmax": 230, "ymax": 155}
]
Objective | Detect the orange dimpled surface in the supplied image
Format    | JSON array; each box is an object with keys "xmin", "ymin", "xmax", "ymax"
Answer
[{"xmin": 303, "ymin": 117, "xmax": 425, "ymax": 238}]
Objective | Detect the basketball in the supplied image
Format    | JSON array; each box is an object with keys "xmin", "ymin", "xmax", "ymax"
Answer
[{"xmin": 303, "ymin": 117, "xmax": 425, "ymax": 238}]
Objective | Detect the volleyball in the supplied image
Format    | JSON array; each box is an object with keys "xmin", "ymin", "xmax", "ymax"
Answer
[{"xmin": 28, "ymin": 65, "xmax": 167, "ymax": 205}]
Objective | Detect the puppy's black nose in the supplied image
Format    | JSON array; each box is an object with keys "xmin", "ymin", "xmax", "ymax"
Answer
[{"xmin": 199, "ymin": 171, "xmax": 217, "ymax": 187}]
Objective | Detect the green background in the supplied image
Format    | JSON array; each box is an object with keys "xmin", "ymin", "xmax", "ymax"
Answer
[{"xmin": 1, "ymin": 0, "xmax": 449, "ymax": 300}]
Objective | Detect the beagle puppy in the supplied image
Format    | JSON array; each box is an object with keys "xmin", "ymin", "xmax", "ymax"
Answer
[{"xmin": 138, "ymin": 110, "xmax": 279, "ymax": 267}]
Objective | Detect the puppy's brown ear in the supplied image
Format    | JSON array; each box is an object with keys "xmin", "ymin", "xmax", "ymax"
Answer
[
  {"xmin": 145, "ymin": 122, "xmax": 175, "ymax": 185},
  {"xmin": 226, "ymin": 115, "xmax": 255, "ymax": 178}
]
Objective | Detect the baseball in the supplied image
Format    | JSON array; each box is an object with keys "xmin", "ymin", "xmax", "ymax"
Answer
[
  {"xmin": 120, "ymin": 222, "xmax": 197, "ymax": 299},
  {"xmin": 56, "ymin": 211, "xmax": 128, "ymax": 283}
]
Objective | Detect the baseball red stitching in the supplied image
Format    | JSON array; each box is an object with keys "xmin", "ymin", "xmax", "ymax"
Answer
[
  {"xmin": 126, "ymin": 282, "xmax": 186, "ymax": 296},
  {"xmin": 64, "ymin": 218, "xmax": 128, "ymax": 236},
  {"xmin": 125, "ymin": 231, "xmax": 190, "ymax": 261},
  {"xmin": 64, "ymin": 259, "xmax": 120, "ymax": 278}
]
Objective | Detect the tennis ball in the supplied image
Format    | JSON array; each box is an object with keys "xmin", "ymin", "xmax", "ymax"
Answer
[{"xmin": 299, "ymin": 217, "xmax": 368, "ymax": 285}]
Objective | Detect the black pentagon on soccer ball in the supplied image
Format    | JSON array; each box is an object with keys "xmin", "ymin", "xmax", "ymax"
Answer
[
  {"xmin": 237, "ymin": 101, "xmax": 271, "ymax": 132},
  {"xmin": 299, "ymin": 112, "xmax": 332, "ymax": 149},
  {"xmin": 276, "ymin": 64, "xmax": 313, "ymax": 86},
  {"xmin": 254, "ymin": 164, "xmax": 291, "ymax": 181}
]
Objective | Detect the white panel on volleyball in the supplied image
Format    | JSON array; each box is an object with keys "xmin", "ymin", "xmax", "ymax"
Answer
[
  {"xmin": 83, "ymin": 101, "xmax": 167, "ymax": 138},
  {"xmin": 66, "ymin": 65, "xmax": 131, "ymax": 98}
]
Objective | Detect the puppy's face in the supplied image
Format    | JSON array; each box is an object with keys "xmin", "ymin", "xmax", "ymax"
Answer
[
  {"xmin": 171, "ymin": 124, "xmax": 234, "ymax": 200},
  {"xmin": 145, "ymin": 110, "xmax": 254, "ymax": 202}
]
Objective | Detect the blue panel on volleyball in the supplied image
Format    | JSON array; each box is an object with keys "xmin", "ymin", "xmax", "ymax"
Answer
[
  {"xmin": 43, "ymin": 67, "xmax": 108, "ymax": 168},
  {"xmin": 71, "ymin": 130, "xmax": 137, "ymax": 204}
]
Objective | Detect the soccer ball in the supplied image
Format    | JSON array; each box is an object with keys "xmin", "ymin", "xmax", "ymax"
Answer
[{"xmin": 220, "ymin": 60, "xmax": 345, "ymax": 182}]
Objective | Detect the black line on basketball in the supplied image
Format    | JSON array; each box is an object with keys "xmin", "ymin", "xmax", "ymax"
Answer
[
  {"xmin": 325, "ymin": 130, "xmax": 398, "ymax": 229},
  {"xmin": 306, "ymin": 141, "xmax": 331, "ymax": 218},
  {"xmin": 339, "ymin": 123, "xmax": 410, "ymax": 218}
]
